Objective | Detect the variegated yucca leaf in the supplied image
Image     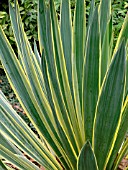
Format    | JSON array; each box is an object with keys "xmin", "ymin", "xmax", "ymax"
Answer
[
  {"xmin": 77, "ymin": 141, "xmax": 98, "ymax": 170},
  {"xmin": 0, "ymin": 0, "xmax": 127, "ymax": 169}
]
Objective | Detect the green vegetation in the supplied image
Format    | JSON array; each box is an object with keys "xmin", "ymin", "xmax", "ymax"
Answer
[
  {"xmin": 112, "ymin": 1, "xmax": 128, "ymax": 42},
  {"xmin": 0, "ymin": 0, "xmax": 127, "ymax": 68},
  {"xmin": 0, "ymin": 0, "xmax": 128, "ymax": 170},
  {"xmin": 0, "ymin": 0, "xmax": 127, "ymax": 46},
  {"xmin": 0, "ymin": 0, "xmax": 38, "ymax": 45}
]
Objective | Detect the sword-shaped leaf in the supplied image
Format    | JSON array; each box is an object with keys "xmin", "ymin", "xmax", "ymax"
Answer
[
  {"xmin": 83, "ymin": 6, "xmax": 100, "ymax": 143},
  {"xmin": 99, "ymin": 0, "xmax": 111, "ymax": 47},
  {"xmin": 60, "ymin": 0, "xmax": 73, "ymax": 97},
  {"xmin": 39, "ymin": 0, "xmax": 81, "ymax": 168},
  {"xmin": 73, "ymin": 0, "xmax": 86, "ymax": 107},
  {"xmin": 107, "ymin": 96, "xmax": 128, "ymax": 169},
  {"xmin": 93, "ymin": 40, "xmax": 126, "ymax": 170},
  {"xmin": 0, "ymin": 160, "xmax": 8, "ymax": 170},
  {"xmin": 112, "ymin": 138, "xmax": 128, "ymax": 170},
  {"xmin": 101, "ymin": 16, "xmax": 113, "ymax": 83},
  {"xmin": 50, "ymin": 0, "xmax": 84, "ymax": 151},
  {"xmin": 113, "ymin": 14, "xmax": 128, "ymax": 98},
  {"xmin": 77, "ymin": 141, "xmax": 98, "ymax": 170},
  {"xmin": 0, "ymin": 91, "xmax": 62, "ymax": 170},
  {"xmin": 0, "ymin": 26, "xmax": 69, "ymax": 168},
  {"xmin": 126, "ymin": 57, "xmax": 128, "ymax": 98},
  {"xmin": 0, "ymin": 146, "xmax": 40, "ymax": 170}
]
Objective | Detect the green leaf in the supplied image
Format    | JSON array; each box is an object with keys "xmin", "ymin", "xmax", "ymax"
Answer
[
  {"xmin": 0, "ymin": 0, "xmax": 127, "ymax": 169},
  {"xmin": 60, "ymin": 0, "xmax": 85, "ymax": 145},
  {"xmin": 9, "ymin": 0, "xmax": 46, "ymax": 95},
  {"xmin": 0, "ymin": 91, "xmax": 62, "ymax": 170},
  {"xmin": 93, "ymin": 40, "xmax": 126, "ymax": 170},
  {"xmin": 60, "ymin": 0, "xmax": 73, "ymax": 99},
  {"xmin": 38, "ymin": 0, "xmax": 47, "ymax": 54},
  {"xmin": 0, "ymin": 146, "xmax": 40, "ymax": 170},
  {"xmin": 9, "ymin": 2, "xmax": 70, "ymax": 163},
  {"xmin": 0, "ymin": 160, "xmax": 8, "ymax": 170},
  {"xmin": 34, "ymin": 41, "xmax": 41, "ymax": 67},
  {"xmin": 50, "ymin": 0, "xmax": 84, "ymax": 152},
  {"xmin": 112, "ymin": 138, "xmax": 128, "ymax": 170},
  {"xmin": 0, "ymin": 27, "xmax": 65, "ymax": 169},
  {"xmin": 83, "ymin": 6, "xmax": 100, "ymax": 143},
  {"xmin": 77, "ymin": 141, "xmax": 98, "ymax": 170},
  {"xmin": 101, "ymin": 16, "xmax": 113, "ymax": 83},
  {"xmin": 39, "ymin": 1, "xmax": 79, "ymax": 168},
  {"xmin": 73, "ymin": 0, "xmax": 86, "ymax": 107},
  {"xmin": 126, "ymin": 56, "xmax": 128, "ymax": 98},
  {"xmin": 86, "ymin": 0, "xmax": 95, "ymax": 35},
  {"xmin": 107, "ymin": 96, "xmax": 128, "ymax": 169},
  {"xmin": 0, "ymin": 133, "xmax": 21, "ymax": 155},
  {"xmin": 99, "ymin": 0, "xmax": 111, "ymax": 47}
]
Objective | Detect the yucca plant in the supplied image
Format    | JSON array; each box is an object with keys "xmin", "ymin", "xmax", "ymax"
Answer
[{"xmin": 0, "ymin": 0, "xmax": 128, "ymax": 169}]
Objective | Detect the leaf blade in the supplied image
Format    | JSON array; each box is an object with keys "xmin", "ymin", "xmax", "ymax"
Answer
[
  {"xmin": 83, "ymin": 6, "xmax": 100, "ymax": 143},
  {"xmin": 107, "ymin": 96, "xmax": 128, "ymax": 169},
  {"xmin": 93, "ymin": 40, "xmax": 126, "ymax": 170},
  {"xmin": 77, "ymin": 141, "xmax": 98, "ymax": 170}
]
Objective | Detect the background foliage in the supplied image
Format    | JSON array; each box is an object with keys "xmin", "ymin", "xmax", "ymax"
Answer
[
  {"xmin": 0, "ymin": 0, "xmax": 38, "ymax": 48},
  {"xmin": 0, "ymin": 0, "xmax": 127, "ymax": 48}
]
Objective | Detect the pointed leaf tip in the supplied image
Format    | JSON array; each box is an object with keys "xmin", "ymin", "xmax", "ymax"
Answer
[
  {"xmin": 77, "ymin": 141, "xmax": 98, "ymax": 170},
  {"xmin": 93, "ymin": 35, "xmax": 126, "ymax": 170}
]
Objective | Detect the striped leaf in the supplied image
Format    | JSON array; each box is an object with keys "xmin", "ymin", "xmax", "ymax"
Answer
[
  {"xmin": 0, "ymin": 27, "xmax": 66, "ymax": 167},
  {"xmin": 101, "ymin": 16, "xmax": 113, "ymax": 83},
  {"xmin": 113, "ymin": 14, "xmax": 128, "ymax": 98},
  {"xmin": 0, "ymin": 91, "xmax": 62, "ymax": 170},
  {"xmin": 107, "ymin": 96, "xmax": 128, "ymax": 169},
  {"xmin": 77, "ymin": 141, "xmax": 98, "ymax": 170},
  {"xmin": 39, "ymin": 2, "xmax": 78, "ymax": 167},
  {"xmin": 93, "ymin": 40, "xmax": 126, "ymax": 170},
  {"xmin": 83, "ymin": 6, "xmax": 100, "ymax": 143},
  {"xmin": 0, "ymin": 0, "xmax": 127, "ymax": 169},
  {"xmin": 10, "ymin": 1, "xmax": 78, "ymax": 168},
  {"xmin": 0, "ymin": 146, "xmax": 40, "ymax": 170},
  {"xmin": 0, "ymin": 160, "xmax": 8, "ymax": 170},
  {"xmin": 112, "ymin": 138, "xmax": 128, "ymax": 170},
  {"xmin": 60, "ymin": 0, "xmax": 73, "ymax": 97},
  {"xmin": 126, "ymin": 56, "xmax": 128, "ymax": 99},
  {"xmin": 99, "ymin": 0, "xmax": 111, "ymax": 47},
  {"xmin": 73, "ymin": 0, "xmax": 86, "ymax": 107},
  {"xmin": 49, "ymin": 0, "xmax": 84, "ymax": 151},
  {"xmin": 86, "ymin": 0, "xmax": 95, "ymax": 34}
]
